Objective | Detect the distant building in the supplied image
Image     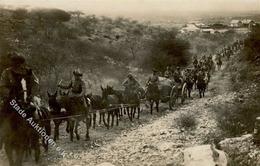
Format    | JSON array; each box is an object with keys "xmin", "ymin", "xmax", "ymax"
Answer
[
  {"xmin": 180, "ymin": 24, "xmax": 200, "ymax": 33},
  {"xmin": 230, "ymin": 20, "xmax": 243, "ymax": 28},
  {"xmin": 242, "ymin": 19, "xmax": 256, "ymax": 29},
  {"xmin": 210, "ymin": 23, "xmax": 228, "ymax": 29}
]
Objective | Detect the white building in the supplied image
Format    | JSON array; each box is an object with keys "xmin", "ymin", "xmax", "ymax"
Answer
[{"xmin": 230, "ymin": 20, "xmax": 243, "ymax": 27}]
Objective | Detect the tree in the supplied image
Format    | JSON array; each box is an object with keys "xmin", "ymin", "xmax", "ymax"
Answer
[
  {"xmin": 145, "ymin": 28, "xmax": 190, "ymax": 71},
  {"xmin": 29, "ymin": 9, "xmax": 71, "ymax": 38},
  {"xmin": 244, "ymin": 25, "xmax": 260, "ymax": 65}
]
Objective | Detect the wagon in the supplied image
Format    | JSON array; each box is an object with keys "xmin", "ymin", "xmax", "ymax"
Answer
[{"xmin": 158, "ymin": 77, "xmax": 188, "ymax": 109}]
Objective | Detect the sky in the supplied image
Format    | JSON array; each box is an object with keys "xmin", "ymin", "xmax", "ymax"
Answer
[{"xmin": 0, "ymin": 0, "xmax": 260, "ymax": 17}]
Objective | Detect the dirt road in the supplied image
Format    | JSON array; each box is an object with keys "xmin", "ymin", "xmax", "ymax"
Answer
[{"xmin": 0, "ymin": 63, "xmax": 238, "ymax": 166}]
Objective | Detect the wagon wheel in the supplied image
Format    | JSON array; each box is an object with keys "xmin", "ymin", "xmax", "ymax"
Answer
[
  {"xmin": 169, "ymin": 85, "xmax": 178, "ymax": 110},
  {"xmin": 181, "ymin": 82, "xmax": 188, "ymax": 104}
]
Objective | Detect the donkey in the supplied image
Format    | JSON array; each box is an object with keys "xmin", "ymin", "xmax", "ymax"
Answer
[{"xmin": 101, "ymin": 86, "xmax": 120, "ymax": 129}]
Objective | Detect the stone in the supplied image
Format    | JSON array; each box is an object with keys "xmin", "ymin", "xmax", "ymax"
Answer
[
  {"xmin": 183, "ymin": 144, "xmax": 228, "ymax": 166},
  {"xmin": 96, "ymin": 162, "xmax": 115, "ymax": 166}
]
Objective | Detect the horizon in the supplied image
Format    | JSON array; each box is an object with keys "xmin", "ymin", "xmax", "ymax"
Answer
[{"xmin": 0, "ymin": 0, "xmax": 260, "ymax": 19}]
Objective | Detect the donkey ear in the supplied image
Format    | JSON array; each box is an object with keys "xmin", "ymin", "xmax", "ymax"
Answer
[
  {"xmin": 54, "ymin": 91, "xmax": 57, "ymax": 97},
  {"xmin": 47, "ymin": 91, "xmax": 51, "ymax": 97},
  {"xmin": 100, "ymin": 86, "xmax": 103, "ymax": 91}
]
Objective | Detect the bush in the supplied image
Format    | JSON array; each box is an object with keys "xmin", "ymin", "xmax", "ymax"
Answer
[
  {"xmin": 145, "ymin": 28, "xmax": 190, "ymax": 71},
  {"xmin": 177, "ymin": 112, "xmax": 197, "ymax": 130},
  {"xmin": 244, "ymin": 26, "xmax": 260, "ymax": 65},
  {"xmin": 213, "ymin": 92, "xmax": 260, "ymax": 137}
]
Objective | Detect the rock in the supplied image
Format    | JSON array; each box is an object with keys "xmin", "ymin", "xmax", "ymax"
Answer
[
  {"xmin": 96, "ymin": 162, "xmax": 115, "ymax": 166},
  {"xmin": 157, "ymin": 142, "xmax": 174, "ymax": 151},
  {"xmin": 183, "ymin": 144, "xmax": 228, "ymax": 166},
  {"xmin": 219, "ymin": 134, "xmax": 260, "ymax": 166}
]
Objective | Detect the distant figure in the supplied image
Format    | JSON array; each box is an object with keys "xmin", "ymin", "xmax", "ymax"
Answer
[
  {"xmin": 216, "ymin": 56, "xmax": 222, "ymax": 71},
  {"xmin": 173, "ymin": 66, "xmax": 183, "ymax": 84},
  {"xmin": 164, "ymin": 66, "xmax": 172, "ymax": 78},
  {"xmin": 193, "ymin": 56, "xmax": 198, "ymax": 68}
]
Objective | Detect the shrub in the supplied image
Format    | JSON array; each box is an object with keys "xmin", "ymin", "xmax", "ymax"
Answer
[
  {"xmin": 213, "ymin": 92, "xmax": 260, "ymax": 137},
  {"xmin": 176, "ymin": 112, "xmax": 197, "ymax": 130}
]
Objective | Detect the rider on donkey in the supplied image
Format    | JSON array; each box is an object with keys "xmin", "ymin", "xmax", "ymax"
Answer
[
  {"xmin": 193, "ymin": 55, "xmax": 198, "ymax": 68},
  {"xmin": 164, "ymin": 66, "xmax": 172, "ymax": 79},
  {"xmin": 58, "ymin": 69, "xmax": 88, "ymax": 107},
  {"xmin": 0, "ymin": 52, "xmax": 38, "ymax": 149},
  {"xmin": 173, "ymin": 66, "xmax": 183, "ymax": 90},
  {"xmin": 146, "ymin": 68, "xmax": 160, "ymax": 93},
  {"xmin": 122, "ymin": 73, "xmax": 141, "ymax": 96}
]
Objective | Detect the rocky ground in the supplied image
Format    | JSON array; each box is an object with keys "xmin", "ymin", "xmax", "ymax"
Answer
[{"xmin": 0, "ymin": 62, "xmax": 258, "ymax": 166}]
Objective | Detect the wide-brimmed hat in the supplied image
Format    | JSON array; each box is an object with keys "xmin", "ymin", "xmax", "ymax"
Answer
[
  {"xmin": 127, "ymin": 73, "xmax": 133, "ymax": 78},
  {"xmin": 152, "ymin": 68, "xmax": 158, "ymax": 72},
  {"xmin": 9, "ymin": 52, "xmax": 25, "ymax": 66},
  {"xmin": 73, "ymin": 69, "xmax": 83, "ymax": 76}
]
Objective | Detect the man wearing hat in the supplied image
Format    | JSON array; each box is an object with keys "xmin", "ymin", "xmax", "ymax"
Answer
[
  {"xmin": 0, "ymin": 52, "xmax": 38, "ymax": 149},
  {"xmin": 173, "ymin": 66, "xmax": 183, "ymax": 83},
  {"xmin": 146, "ymin": 68, "xmax": 159, "ymax": 88},
  {"xmin": 59, "ymin": 69, "xmax": 87, "ymax": 98},
  {"xmin": 122, "ymin": 73, "xmax": 140, "ymax": 96},
  {"xmin": 0, "ymin": 53, "xmax": 38, "ymax": 104},
  {"xmin": 164, "ymin": 66, "xmax": 172, "ymax": 79}
]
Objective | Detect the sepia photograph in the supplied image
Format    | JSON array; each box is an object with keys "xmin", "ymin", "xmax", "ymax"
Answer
[{"xmin": 0, "ymin": 0, "xmax": 259, "ymax": 166}]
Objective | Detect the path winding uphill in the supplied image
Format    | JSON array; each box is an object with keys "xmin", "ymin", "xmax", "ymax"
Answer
[
  {"xmin": 0, "ymin": 63, "xmax": 236, "ymax": 166},
  {"xmin": 49, "ymin": 65, "xmax": 236, "ymax": 166}
]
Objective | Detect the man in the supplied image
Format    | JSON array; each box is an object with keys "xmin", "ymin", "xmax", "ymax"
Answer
[
  {"xmin": 58, "ymin": 69, "xmax": 88, "ymax": 108},
  {"xmin": 59, "ymin": 69, "xmax": 86, "ymax": 97},
  {"xmin": 0, "ymin": 53, "xmax": 38, "ymax": 149},
  {"xmin": 164, "ymin": 66, "xmax": 172, "ymax": 78},
  {"xmin": 193, "ymin": 56, "xmax": 198, "ymax": 68},
  {"xmin": 146, "ymin": 69, "xmax": 159, "ymax": 87},
  {"xmin": 122, "ymin": 73, "xmax": 140, "ymax": 96},
  {"xmin": 173, "ymin": 66, "xmax": 183, "ymax": 84}
]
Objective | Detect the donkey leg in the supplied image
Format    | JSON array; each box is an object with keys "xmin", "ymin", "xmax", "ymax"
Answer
[
  {"xmin": 133, "ymin": 107, "xmax": 137, "ymax": 119},
  {"xmin": 65, "ymin": 120, "xmax": 69, "ymax": 133},
  {"xmin": 43, "ymin": 122, "xmax": 51, "ymax": 152},
  {"xmin": 89, "ymin": 114, "xmax": 92, "ymax": 128},
  {"xmin": 86, "ymin": 115, "xmax": 90, "ymax": 141},
  {"xmin": 102, "ymin": 113, "xmax": 109, "ymax": 129},
  {"xmin": 75, "ymin": 121, "xmax": 80, "ymax": 141},
  {"xmin": 127, "ymin": 107, "xmax": 131, "ymax": 121},
  {"xmin": 150, "ymin": 100, "xmax": 154, "ymax": 115},
  {"xmin": 33, "ymin": 138, "xmax": 41, "ymax": 163},
  {"xmin": 54, "ymin": 121, "xmax": 60, "ymax": 141},
  {"xmin": 124, "ymin": 108, "xmax": 127, "ymax": 115},
  {"xmin": 99, "ymin": 113, "xmax": 102, "ymax": 125},
  {"xmin": 15, "ymin": 147, "xmax": 24, "ymax": 166},
  {"xmin": 137, "ymin": 106, "xmax": 140, "ymax": 119},
  {"xmin": 156, "ymin": 101, "xmax": 159, "ymax": 112},
  {"xmin": 107, "ymin": 112, "xmax": 110, "ymax": 129},
  {"xmin": 93, "ymin": 113, "xmax": 96, "ymax": 129},
  {"xmin": 116, "ymin": 109, "xmax": 119, "ymax": 126},
  {"xmin": 111, "ymin": 111, "xmax": 115, "ymax": 127},
  {"xmin": 5, "ymin": 144, "xmax": 14, "ymax": 166},
  {"xmin": 69, "ymin": 120, "xmax": 75, "ymax": 142}
]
